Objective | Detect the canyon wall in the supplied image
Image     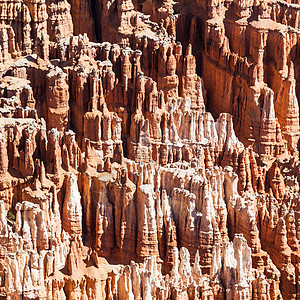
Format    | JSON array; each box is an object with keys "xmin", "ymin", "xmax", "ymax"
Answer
[{"xmin": 0, "ymin": 0, "xmax": 299, "ymax": 298}]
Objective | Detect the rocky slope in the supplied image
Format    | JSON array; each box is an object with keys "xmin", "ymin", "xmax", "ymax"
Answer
[{"xmin": 0, "ymin": 0, "xmax": 299, "ymax": 299}]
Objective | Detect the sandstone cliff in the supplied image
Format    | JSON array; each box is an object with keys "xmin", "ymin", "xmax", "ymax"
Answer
[{"xmin": 0, "ymin": 0, "xmax": 299, "ymax": 299}]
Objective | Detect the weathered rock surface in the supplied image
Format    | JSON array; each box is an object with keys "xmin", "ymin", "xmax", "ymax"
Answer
[{"xmin": 0, "ymin": 0, "xmax": 299, "ymax": 299}]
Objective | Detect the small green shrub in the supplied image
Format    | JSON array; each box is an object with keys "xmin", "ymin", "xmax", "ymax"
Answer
[{"xmin": 7, "ymin": 211, "xmax": 16, "ymax": 222}]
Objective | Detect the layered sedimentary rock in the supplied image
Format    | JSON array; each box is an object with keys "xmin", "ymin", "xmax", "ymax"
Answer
[{"xmin": 0, "ymin": 0, "xmax": 299, "ymax": 299}]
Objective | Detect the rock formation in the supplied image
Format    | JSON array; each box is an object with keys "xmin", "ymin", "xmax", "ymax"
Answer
[{"xmin": 0, "ymin": 0, "xmax": 299, "ymax": 298}]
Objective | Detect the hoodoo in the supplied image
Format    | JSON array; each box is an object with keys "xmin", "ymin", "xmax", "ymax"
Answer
[{"xmin": 0, "ymin": 0, "xmax": 299, "ymax": 298}]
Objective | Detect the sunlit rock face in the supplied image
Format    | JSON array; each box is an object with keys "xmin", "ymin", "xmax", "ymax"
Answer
[{"xmin": 0, "ymin": 0, "xmax": 299, "ymax": 298}]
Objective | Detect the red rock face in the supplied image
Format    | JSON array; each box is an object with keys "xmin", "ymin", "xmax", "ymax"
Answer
[{"xmin": 0, "ymin": 0, "xmax": 299, "ymax": 299}]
